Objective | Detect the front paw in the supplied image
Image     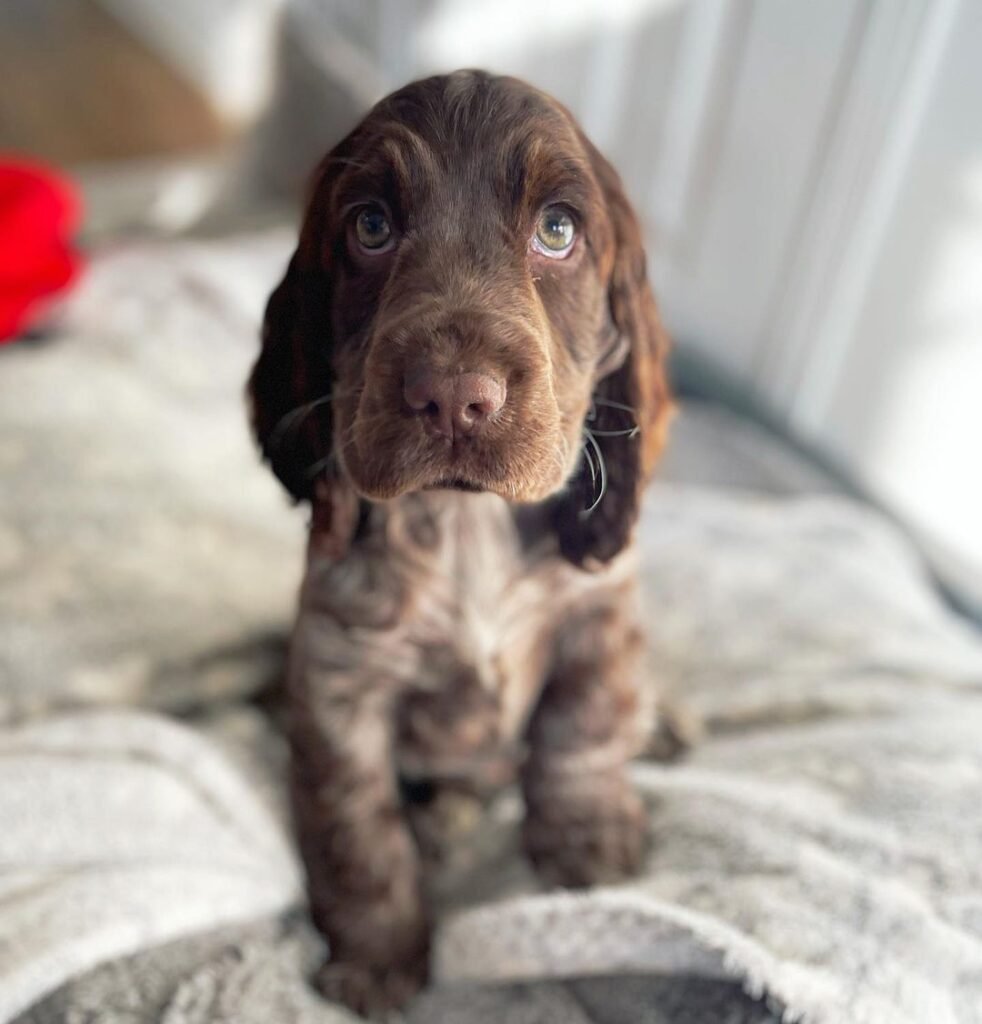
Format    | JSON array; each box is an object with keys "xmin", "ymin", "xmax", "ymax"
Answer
[
  {"xmin": 524, "ymin": 785, "xmax": 648, "ymax": 888},
  {"xmin": 314, "ymin": 953, "xmax": 428, "ymax": 1020}
]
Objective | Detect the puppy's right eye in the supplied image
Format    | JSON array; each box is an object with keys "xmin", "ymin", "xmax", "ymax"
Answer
[
  {"xmin": 532, "ymin": 205, "xmax": 576, "ymax": 258},
  {"xmin": 354, "ymin": 207, "xmax": 393, "ymax": 252}
]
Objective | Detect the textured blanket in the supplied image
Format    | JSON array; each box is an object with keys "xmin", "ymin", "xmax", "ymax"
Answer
[
  {"xmin": 0, "ymin": 711, "xmax": 301, "ymax": 1022},
  {"xmin": 3, "ymin": 234, "xmax": 981, "ymax": 1023},
  {"xmin": 9, "ymin": 488, "xmax": 982, "ymax": 1024}
]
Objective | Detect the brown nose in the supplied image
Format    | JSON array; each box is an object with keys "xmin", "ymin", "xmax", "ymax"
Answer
[{"xmin": 403, "ymin": 369, "xmax": 506, "ymax": 439}]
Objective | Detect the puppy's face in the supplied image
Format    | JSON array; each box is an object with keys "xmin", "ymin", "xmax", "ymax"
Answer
[
  {"xmin": 252, "ymin": 71, "xmax": 670, "ymax": 563},
  {"xmin": 326, "ymin": 76, "xmax": 617, "ymax": 502}
]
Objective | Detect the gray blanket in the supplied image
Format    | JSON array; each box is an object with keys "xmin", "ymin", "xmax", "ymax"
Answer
[{"xmin": 3, "ymin": 234, "xmax": 981, "ymax": 1024}]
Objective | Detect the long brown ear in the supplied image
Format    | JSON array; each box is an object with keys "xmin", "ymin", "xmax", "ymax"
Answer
[
  {"xmin": 249, "ymin": 254, "xmax": 328, "ymax": 501},
  {"xmin": 248, "ymin": 152, "xmax": 362, "ymax": 552},
  {"xmin": 556, "ymin": 143, "xmax": 673, "ymax": 568}
]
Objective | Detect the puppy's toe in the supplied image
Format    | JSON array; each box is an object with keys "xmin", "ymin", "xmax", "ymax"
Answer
[
  {"xmin": 315, "ymin": 956, "xmax": 426, "ymax": 1020},
  {"xmin": 525, "ymin": 789, "xmax": 649, "ymax": 888}
]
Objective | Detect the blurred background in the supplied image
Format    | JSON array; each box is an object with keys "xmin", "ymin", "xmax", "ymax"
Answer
[
  {"xmin": 3, "ymin": 6, "xmax": 982, "ymax": 1021},
  {"xmin": 1, "ymin": 0, "xmax": 980, "ymax": 616}
]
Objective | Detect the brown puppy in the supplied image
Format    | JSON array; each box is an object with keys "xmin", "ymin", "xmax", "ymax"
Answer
[{"xmin": 249, "ymin": 70, "xmax": 672, "ymax": 1017}]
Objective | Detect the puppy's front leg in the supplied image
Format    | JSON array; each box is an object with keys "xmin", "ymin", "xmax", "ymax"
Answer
[
  {"xmin": 522, "ymin": 594, "xmax": 650, "ymax": 887},
  {"xmin": 289, "ymin": 667, "xmax": 428, "ymax": 1017}
]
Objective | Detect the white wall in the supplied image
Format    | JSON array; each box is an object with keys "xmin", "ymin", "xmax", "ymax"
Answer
[
  {"xmin": 797, "ymin": 1, "xmax": 982, "ymax": 604},
  {"xmin": 97, "ymin": 0, "xmax": 286, "ymax": 122},
  {"xmin": 309, "ymin": 0, "xmax": 982, "ymax": 597},
  {"xmin": 112, "ymin": 0, "xmax": 982, "ymax": 601}
]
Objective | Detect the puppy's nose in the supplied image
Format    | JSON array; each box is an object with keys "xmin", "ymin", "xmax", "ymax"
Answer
[{"xmin": 403, "ymin": 369, "xmax": 506, "ymax": 439}]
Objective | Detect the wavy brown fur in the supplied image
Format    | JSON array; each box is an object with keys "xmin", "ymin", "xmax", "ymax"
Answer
[{"xmin": 249, "ymin": 70, "xmax": 672, "ymax": 1017}]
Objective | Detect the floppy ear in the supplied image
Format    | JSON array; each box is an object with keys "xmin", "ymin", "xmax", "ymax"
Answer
[
  {"xmin": 248, "ymin": 153, "xmax": 361, "ymax": 554},
  {"xmin": 556, "ymin": 143, "xmax": 673, "ymax": 568}
]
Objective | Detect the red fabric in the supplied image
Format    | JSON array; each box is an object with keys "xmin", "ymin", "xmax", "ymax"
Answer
[{"xmin": 0, "ymin": 157, "xmax": 84, "ymax": 342}]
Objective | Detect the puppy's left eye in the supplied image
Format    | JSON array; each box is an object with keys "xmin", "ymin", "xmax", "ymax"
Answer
[
  {"xmin": 532, "ymin": 206, "xmax": 576, "ymax": 258},
  {"xmin": 354, "ymin": 206, "xmax": 393, "ymax": 252}
]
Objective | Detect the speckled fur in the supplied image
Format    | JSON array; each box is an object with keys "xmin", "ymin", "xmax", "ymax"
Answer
[{"xmin": 249, "ymin": 71, "xmax": 672, "ymax": 1017}]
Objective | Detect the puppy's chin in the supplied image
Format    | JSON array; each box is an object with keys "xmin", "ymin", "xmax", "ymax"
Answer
[
  {"xmin": 340, "ymin": 444, "xmax": 571, "ymax": 505},
  {"xmin": 426, "ymin": 478, "xmax": 486, "ymax": 493}
]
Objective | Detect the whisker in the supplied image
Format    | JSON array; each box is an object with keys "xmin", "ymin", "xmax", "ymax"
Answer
[
  {"xmin": 582, "ymin": 440, "xmax": 598, "ymax": 489},
  {"xmin": 551, "ymin": 432, "xmax": 570, "ymax": 481},
  {"xmin": 592, "ymin": 396, "xmax": 638, "ymax": 416},
  {"xmin": 586, "ymin": 426, "xmax": 640, "ymax": 438},
  {"xmin": 337, "ymin": 404, "xmax": 372, "ymax": 448},
  {"xmin": 267, "ymin": 393, "xmax": 334, "ymax": 451},
  {"xmin": 581, "ymin": 429, "xmax": 607, "ymax": 517},
  {"xmin": 304, "ymin": 452, "xmax": 336, "ymax": 480},
  {"xmin": 585, "ymin": 397, "xmax": 639, "ymax": 436}
]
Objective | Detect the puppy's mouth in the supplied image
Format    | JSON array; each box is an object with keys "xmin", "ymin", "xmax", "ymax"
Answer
[
  {"xmin": 426, "ymin": 477, "xmax": 486, "ymax": 493},
  {"xmin": 343, "ymin": 442, "xmax": 565, "ymax": 503},
  {"xmin": 337, "ymin": 390, "xmax": 572, "ymax": 503}
]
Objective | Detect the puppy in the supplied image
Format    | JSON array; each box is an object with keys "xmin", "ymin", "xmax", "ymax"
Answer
[{"xmin": 249, "ymin": 69, "xmax": 671, "ymax": 1017}]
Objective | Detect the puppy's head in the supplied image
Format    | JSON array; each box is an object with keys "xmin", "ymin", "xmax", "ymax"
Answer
[{"xmin": 250, "ymin": 70, "xmax": 671, "ymax": 565}]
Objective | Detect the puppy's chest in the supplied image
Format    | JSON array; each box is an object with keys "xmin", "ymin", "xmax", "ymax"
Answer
[{"xmin": 393, "ymin": 497, "xmax": 579, "ymax": 777}]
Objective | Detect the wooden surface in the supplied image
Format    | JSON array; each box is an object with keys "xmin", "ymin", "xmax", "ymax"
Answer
[{"xmin": 0, "ymin": 0, "xmax": 229, "ymax": 165}]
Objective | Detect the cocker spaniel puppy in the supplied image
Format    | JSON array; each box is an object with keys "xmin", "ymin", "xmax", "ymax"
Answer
[{"xmin": 249, "ymin": 69, "xmax": 672, "ymax": 1017}]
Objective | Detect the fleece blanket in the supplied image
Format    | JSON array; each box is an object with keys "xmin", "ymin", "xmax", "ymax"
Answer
[
  {"xmin": 2, "ymin": 233, "xmax": 982, "ymax": 1023},
  {"xmin": 7, "ymin": 487, "xmax": 982, "ymax": 1024}
]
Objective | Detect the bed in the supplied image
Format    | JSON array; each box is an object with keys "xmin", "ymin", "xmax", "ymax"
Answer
[{"xmin": 2, "ymin": 231, "xmax": 980, "ymax": 1024}]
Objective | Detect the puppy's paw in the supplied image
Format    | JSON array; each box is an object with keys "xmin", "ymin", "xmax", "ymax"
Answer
[
  {"xmin": 314, "ymin": 954, "xmax": 427, "ymax": 1020},
  {"xmin": 524, "ymin": 786, "xmax": 648, "ymax": 889}
]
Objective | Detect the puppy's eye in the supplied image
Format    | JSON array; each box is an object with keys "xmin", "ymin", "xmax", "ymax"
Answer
[
  {"xmin": 532, "ymin": 206, "xmax": 575, "ymax": 257},
  {"xmin": 354, "ymin": 207, "xmax": 393, "ymax": 251}
]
